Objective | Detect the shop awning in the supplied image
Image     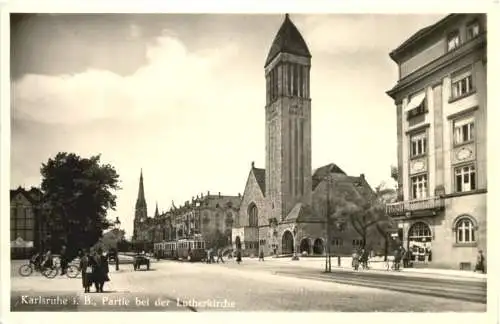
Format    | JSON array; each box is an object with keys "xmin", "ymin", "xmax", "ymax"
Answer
[{"xmin": 405, "ymin": 92, "xmax": 426, "ymax": 112}]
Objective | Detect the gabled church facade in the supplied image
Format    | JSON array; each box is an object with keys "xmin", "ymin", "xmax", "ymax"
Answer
[{"xmin": 233, "ymin": 15, "xmax": 385, "ymax": 257}]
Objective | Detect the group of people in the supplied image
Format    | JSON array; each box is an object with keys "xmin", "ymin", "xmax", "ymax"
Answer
[
  {"xmin": 351, "ymin": 248, "xmax": 370, "ymax": 270},
  {"xmin": 205, "ymin": 248, "xmax": 224, "ymax": 264},
  {"xmin": 30, "ymin": 249, "xmax": 55, "ymax": 271},
  {"xmin": 78, "ymin": 248, "xmax": 110, "ymax": 293}
]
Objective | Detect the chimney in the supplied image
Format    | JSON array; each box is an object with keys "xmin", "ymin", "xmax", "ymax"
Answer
[
  {"xmin": 201, "ymin": 193, "xmax": 204, "ymax": 198},
  {"xmin": 238, "ymin": 193, "xmax": 241, "ymax": 198},
  {"xmin": 207, "ymin": 190, "xmax": 210, "ymax": 196},
  {"xmin": 251, "ymin": 161, "xmax": 255, "ymax": 168},
  {"xmin": 360, "ymin": 174, "xmax": 365, "ymax": 179},
  {"xmin": 192, "ymin": 196, "xmax": 194, "ymax": 202},
  {"xmin": 218, "ymin": 192, "xmax": 221, "ymax": 198}
]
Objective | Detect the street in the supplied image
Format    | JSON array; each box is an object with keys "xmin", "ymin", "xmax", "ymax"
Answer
[{"xmin": 11, "ymin": 257, "xmax": 486, "ymax": 312}]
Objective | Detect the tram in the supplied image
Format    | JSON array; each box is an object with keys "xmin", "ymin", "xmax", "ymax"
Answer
[{"xmin": 153, "ymin": 236, "xmax": 207, "ymax": 262}]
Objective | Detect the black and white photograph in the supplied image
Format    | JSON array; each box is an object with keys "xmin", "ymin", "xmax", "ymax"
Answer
[{"xmin": 2, "ymin": 1, "xmax": 494, "ymax": 318}]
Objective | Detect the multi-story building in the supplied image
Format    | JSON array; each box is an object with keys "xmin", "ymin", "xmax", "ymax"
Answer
[
  {"xmin": 10, "ymin": 186, "xmax": 47, "ymax": 258},
  {"xmin": 167, "ymin": 192, "xmax": 241, "ymax": 246},
  {"xmin": 386, "ymin": 14, "xmax": 487, "ymax": 270},
  {"xmin": 132, "ymin": 169, "xmax": 241, "ymax": 251}
]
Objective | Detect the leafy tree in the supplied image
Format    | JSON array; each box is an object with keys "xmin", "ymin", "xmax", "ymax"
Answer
[
  {"xmin": 329, "ymin": 181, "xmax": 388, "ymax": 251},
  {"xmin": 40, "ymin": 152, "xmax": 120, "ymax": 259},
  {"xmin": 373, "ymin": 183, "xmax": 398, "ymax": 260},
  {"xmin": 203, "ymin": 229, "xmax": 229, "ymax": 250}
]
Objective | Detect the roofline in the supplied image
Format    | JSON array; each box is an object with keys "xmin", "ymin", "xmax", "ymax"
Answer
[{"xmin": 389, "ymin": 14, "xmax": 456, "ymax": 63}]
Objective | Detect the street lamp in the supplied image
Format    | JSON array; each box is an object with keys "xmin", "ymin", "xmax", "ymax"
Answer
[
  {"xmin": 325, "ymin": 176, "xmax": 333, "ymax": 273},
  {"xmin": 113, "ymin": 217, "xmax": 121, "ymax": 270},
  {"xmin": 292, "ymin": 226, "xmax": 299, "ymax": 261}
]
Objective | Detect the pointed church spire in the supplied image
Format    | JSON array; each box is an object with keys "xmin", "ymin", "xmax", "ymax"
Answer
[
  {"xmin": 135, "ymin": 169, "xmax": 147, "ymax": 211},
  {"xmin": 265, "ymin": 13, "xmax": 311, "ymax": 67},
  {"xmin": 155, "ymin": 201, "xmax": 159, "ymax": 217}
]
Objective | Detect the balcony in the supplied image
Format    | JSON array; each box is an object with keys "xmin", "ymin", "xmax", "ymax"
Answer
[{"xmin": 386, "ymin": 196, "xmax": 445, "ymax": 218}]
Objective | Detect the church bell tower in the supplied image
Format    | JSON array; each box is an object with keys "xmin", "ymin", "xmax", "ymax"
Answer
[
  {"xmin": 133, "ymin": 169, "xmax": 148, "ymax": 240},
  {"xmin": 264, "ymin": 14, "xmax": 312, "ymax": 222}
]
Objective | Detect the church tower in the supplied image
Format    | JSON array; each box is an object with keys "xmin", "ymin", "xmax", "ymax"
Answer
[
  {"xmin": 265, "ymin": 14, "xmax": 312, "ymax": 222},
  {"xmin": 133, "ymin": 169, "xmax": 148, "ymax": 240}
]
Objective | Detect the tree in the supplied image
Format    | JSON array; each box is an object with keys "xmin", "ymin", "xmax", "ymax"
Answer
[
  {"xmin": 40, "ymin": 152, "xmax": 120, "ymax": 258},
  {"xmin": 331, "ymin": 181, "xmax": 389, "ymax": 251},
  {"xmin": 373, "ymin": 183, "xmax": 398, "ymax": 260},
  {"xmin": 203, "ymin": 229, "xmax": 229, "ymax": 250}
]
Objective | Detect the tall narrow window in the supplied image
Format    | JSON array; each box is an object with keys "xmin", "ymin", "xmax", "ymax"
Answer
[
  {"xmin": 447, "ymin": 31, "xmax": 460, "ymax": 51},
  {"xmin": 451, "ymin": 69, "xmax": 473, "ymax": 99},
  {"xmin": 292, "ymin": 64, "xmax": 298, "ymax": 96},
  {"xmin": 287, "ymin": 63, "xmax": 292, "ymax": 96},
  {"xmin": 466, "ymin": 21, "xmax": 480, "ymax": 40},
  {"xmin": 410, "ymin": 132, "xmax": 427, "ymax": 157},
  {"xmin": 411, "ymin": 174, "xmax": 428, "ymax": 199},
  {"xmin": 455, "ymin": 164, "xmax": 476, "ymax": 192},
  {"xmin": 298, "ymin": 65, "xmax": 303, "ymax": 97},
  {"xmin": 456, "ymin": 217, "xmax": 476, "ymax": 243},
  {"xmin": 453, "ymin": 116, "xmax": 475, "ymax": 144}
]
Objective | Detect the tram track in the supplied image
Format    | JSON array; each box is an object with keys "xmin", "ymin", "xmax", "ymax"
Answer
[{"xmin": 274, "ymin": 269, "xmax": 487, "ymax": 304}]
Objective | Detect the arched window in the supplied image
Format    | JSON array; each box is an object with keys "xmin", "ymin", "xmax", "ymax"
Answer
[
  {"xmin": 248, "ymin": 203, "xmax": 258, "ymax": 227},
  {"xmin": 455, "ymin": 217, "xmax": 476, "ymax": 243},
  {"xmin": 408, "ymin": 222, "xmax": 432, "ymax": 240}
]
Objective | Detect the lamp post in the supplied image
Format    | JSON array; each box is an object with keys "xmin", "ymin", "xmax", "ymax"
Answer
[
  {"xmin": 292, "ymin": 226, "xmax": 299, "ymax": 261},
  {"xmin": 113, "ymin": 217, "xmax": 121, "ymax": 271},
  {"xmin": 325, "ymin": 176, "xmax": 333, "ymax": 273}
]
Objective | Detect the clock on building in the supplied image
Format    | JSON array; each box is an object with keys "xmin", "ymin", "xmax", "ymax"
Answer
[
  {"xmin": 411, "ymin": 160, "xmax": 425, "ymax": 173},
  {"xmin": 456, "ymin": 147, "xmax": 473, "ymax": 161}
]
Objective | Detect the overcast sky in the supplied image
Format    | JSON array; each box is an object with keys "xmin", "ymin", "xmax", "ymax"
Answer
[{"xmin": 10, "ymin": 13, "xmax": 446, "ymax": 238}]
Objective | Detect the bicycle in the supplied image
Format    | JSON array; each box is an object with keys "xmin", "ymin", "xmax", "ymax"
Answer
[
  {"xmin": 19, "ymin": 260, "xmax": 80, "ymax": 279},
  {"xmin": 18, "ymin": 261, "xmax": 59, "ymax": 278}
]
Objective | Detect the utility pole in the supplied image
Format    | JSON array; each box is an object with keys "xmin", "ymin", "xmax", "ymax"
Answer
[{"xmin": 325, "ymin": 177, "xmax": 332, "ymax": 273}]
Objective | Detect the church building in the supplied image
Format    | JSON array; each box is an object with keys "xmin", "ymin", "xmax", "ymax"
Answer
[{"xmin": 233, "ymin": 14, "xmax": 385, "ymax": 257}]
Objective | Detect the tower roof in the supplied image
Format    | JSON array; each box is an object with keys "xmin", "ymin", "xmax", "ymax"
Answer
[
  {"xmin": 265, "ymin": 14, "xmax": 311, "ymax": 67},
  {"xmin": 135, "ymin": 169, "xmax": 147, "ymax": 209}
]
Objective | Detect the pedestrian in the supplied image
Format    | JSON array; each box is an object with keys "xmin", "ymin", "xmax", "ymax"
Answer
[
  {"xmin": 474, "ymin": 250, "xmax": 485, "ymax": 273},
  {"xmin": 59, "ymin": 245, "xmax": 68, "ymax": 276},
  {"xmin": 210, "ymin": 249, "xmax": 216, "ymax": 264},
  {"xmin": 259, "ymin": 248, "xmax": 265, "ymax": 261},
  {"xmin": 216, "ymin": 248, "xmax": 224, "ymax": 263},
  {"xmin": 402, "ymin": 249, "xmax": 409, "ymax": 268},
  {"xmin": 394, "ymin": 248, "xmax": 402, "ymax": 271},
  {"xmin": 352, "ymin": 250, "xmax": 359, "ymax": 270},
  {"xmin": 206, "ymin": 249, "xmax": 211, "ymax": 264},
  {"xmin": 79, "ymin": 249, "xmax": 92, "ymax": 293},
  {"xmin": 236, "ymin": 250, "xmax": 242, "ymax": 264},
  {"xmin": 91, "ymin": 248, "xmax": 110, "ymax": 293},
  {"xmin": 42, "ymin": 249, "xmax": 53, "ymax": 270}
]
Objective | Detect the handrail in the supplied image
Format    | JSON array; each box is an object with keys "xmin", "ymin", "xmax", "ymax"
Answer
[{"xmin": 386, "ymin": 196, "xmax": 444, "ymax": 216}]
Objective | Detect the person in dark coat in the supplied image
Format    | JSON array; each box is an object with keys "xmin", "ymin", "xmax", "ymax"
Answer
[
  {"xmin": 236, "ymin": 250, "xmax": 242, "ymax": 264},
  {"xmin": 79, "ymin": 249, "xmax": 92, "ymax": 293},
  {"xmin": 59, "ymin": 245, "xmax": 68, "ymax": 275},
  {"xmin": 259, "ymin": 248, "xmax": 265, "ymax": 261},
  {"xmin": 91, "ymin": 248, "xmax": 110, "ymax": 293},
  {"xmin": 475, "ymin": 250, "xmax": 485, "ymax": 273}
]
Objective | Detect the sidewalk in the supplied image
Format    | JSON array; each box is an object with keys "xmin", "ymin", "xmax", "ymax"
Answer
[{"xmin": 245, "ymin": 256, "xmax": 487, "ymax": 281}]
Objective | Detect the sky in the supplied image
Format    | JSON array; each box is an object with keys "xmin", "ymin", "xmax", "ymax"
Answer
[{"xmin": 10, "ymin": 13, "xmax": 446, "ymax": 239}]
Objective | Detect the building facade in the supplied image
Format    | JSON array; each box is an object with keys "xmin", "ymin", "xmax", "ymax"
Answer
[
  {"xmin": 132, "ymin": 170, "xmax": 241, "ymax": 251},
  {"xmin": 233, "ymin": 14, "xmax": 385, "ymax": 257},
  {"xmin": 386, "ymin": 14, "xmax": 487, "ymax": 270},
  {"xmin": 10, "ymin": 187, "xmax": 46, "ymax": 258}
]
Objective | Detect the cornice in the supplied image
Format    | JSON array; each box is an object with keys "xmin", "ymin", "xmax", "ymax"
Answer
[{"xmin": 387, "ymin": 33, "xmax": 486, "ymax": 100}]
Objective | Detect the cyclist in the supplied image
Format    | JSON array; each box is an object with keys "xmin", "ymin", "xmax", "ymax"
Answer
[
  {"xmin": 30, "ymin": 250, "xmax": 43, "ymax": 270},
  {"xmin": 41, "ymin": 249, "xmax": 54, "ymax": 270}
]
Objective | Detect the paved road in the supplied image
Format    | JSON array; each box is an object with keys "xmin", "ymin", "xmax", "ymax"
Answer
[
  {"xmin": 213, "ymin": 258, "xmax": 487, "ymax": 303},
  {"xmin": 11, "ymin": 259, "xmax": 486, "ymax": 312}
]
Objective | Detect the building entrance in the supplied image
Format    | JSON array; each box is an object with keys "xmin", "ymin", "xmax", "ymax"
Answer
[{"xmin": 407, "ymin": 222, "xmax": 432, "ymax": 263}]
